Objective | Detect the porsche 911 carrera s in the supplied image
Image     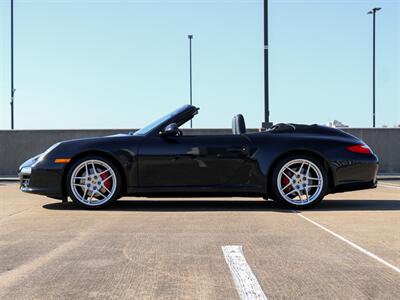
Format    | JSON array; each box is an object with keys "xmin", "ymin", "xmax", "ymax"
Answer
[{"xmin": 19, "ymin": 105, "xmax": 378, "ymax": 209}]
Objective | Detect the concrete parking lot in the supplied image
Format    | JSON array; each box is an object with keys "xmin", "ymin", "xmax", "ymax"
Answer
[{"xmin": 0, "ymin": 182, "xmax": 399, "ymax": 299}]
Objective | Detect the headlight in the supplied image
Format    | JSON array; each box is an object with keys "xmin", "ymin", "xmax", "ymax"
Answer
[
  {"xmin": 19, "ymin": 154, "xmax": 41, "ymax": 170},
  {"xmin": 34, "ymin": 142, "xmax": 61, "ymax": 165},
  {"xmin": 19, "ymin": 142, "xmax": 61, "ymax": 170},
  {"xmin": 20, "ymin": 167, "xmax": 32, "ymax": 175},
  {"xmin": 42, "ymin": 142, "xmax": 61, "ymax": 157}
]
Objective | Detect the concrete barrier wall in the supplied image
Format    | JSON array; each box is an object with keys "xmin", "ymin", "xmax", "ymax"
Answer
[{"xmin": 0, "ymin": 128, "xmax": 399, "ymax": 176}]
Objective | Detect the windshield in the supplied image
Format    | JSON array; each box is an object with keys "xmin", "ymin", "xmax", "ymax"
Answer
[
  {"xmin": 133, "ymin": 105, "xmax": 196, "ymax": 136},
  {"xmin": 133, "ymin": 114, "xmax": 173, "ymax": 136}
]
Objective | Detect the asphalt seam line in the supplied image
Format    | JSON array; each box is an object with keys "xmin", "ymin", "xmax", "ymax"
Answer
[
  {"xmin": 0, "ymin": 208, "xmax": 32, "ymax": 222},
  {"xmin": 0, "ymin": 229, "xmax": 95, "ymax": 293},
  {"xmin": 222, "ymin": 245, "xmax": 268, "ymax": 300},
  {"xmin": 294, "ymin": 212, "xmax": 400, "ymax": 274}
]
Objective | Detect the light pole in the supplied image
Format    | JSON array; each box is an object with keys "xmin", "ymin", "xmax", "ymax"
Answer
[
  {"xmin": 10, "ymin": 0, "xmax": 15, "ymax": 129},
  {"xmin": 262, "ymin": 0, "xmax": 272, "ymax": 129},
  {"xmin": 367, "ymin": 7, "xmax": 381, "ymax": 128},
  {"xmin": 188, "ymin": 35, "xmax": 193, "ymax": 128}
]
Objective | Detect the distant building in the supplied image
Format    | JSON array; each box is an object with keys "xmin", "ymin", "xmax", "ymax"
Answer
[{"xmin": 325, "ymin": 120, "xmax": 349, "ymax": 128}]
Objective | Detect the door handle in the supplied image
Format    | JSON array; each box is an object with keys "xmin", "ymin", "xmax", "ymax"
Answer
[{"xmin": 227, "ymin": 147, "xmax": 248, "ymax": 153}]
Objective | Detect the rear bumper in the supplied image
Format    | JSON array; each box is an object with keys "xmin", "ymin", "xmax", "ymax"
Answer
[
  {"xmin": 330, "ymin": 155, "xmax": 378, "ymax": 193},
  {"xmin": 333, "ymin": 180, "xmax": 377, "ymax": 193}
]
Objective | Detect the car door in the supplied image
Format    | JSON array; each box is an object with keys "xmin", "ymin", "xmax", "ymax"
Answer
[{"xmin": 138, "ymin": 134, "xmax": 251, "ymax": 188}]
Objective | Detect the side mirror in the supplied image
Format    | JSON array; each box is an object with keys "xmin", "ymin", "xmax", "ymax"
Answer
[{"xmin": 160, "ymin": 123, "xmax": 179, "ymax": 137}]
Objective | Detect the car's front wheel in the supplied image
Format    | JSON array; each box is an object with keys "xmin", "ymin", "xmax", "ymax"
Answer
[
  {"xmin": 270, "ymin": 155, "xmax": 328, "ymax": 208},
  {"xmin": 66, "ymin": 156, "xmax": 121, "ymax": 209}
]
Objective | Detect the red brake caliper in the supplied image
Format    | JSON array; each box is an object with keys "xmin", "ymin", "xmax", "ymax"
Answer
[
  {"xmin": 282, "ymin": 174, "xmax": 292, "ymax": 193},
  {"xmin": 100, "ymin": 171, "xmax": 111, "ymax": 190}
]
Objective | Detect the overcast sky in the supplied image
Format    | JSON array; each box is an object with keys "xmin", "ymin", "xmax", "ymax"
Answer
[{"xmin": 0, "ymin": 0, "xmax": 399, "ymax": 129}]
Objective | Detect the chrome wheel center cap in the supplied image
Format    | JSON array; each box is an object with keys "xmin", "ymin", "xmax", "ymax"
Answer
[{"xmin": 293, "ymin": 176, "xmax": 302, "ymax": 185}]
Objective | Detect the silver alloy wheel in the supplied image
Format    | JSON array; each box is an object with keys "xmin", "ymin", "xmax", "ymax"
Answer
[
  {"xmin": 277, "ymin": 159, "xmax": 323, "ymax": 206},
  {"xmin": 70, "ymin": 159, "xmax": 117, "ymax": 206}
]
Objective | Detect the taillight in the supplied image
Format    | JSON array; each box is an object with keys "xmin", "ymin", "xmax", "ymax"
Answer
[{"xmin": 346, "ymin": 144, "xmax": 373, "ymax": 154}]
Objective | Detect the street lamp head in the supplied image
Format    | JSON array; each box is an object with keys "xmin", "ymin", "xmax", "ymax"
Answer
[
  {"xmin": 188, "ymin": 35, "xmax": 193, "ymax": 39},
  {"xmin": 368, "ymin": 7, "xmax": 382, "ymax": 14}
]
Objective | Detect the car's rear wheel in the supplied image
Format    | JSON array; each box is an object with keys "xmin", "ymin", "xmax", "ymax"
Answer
[
  {"xmin": 66, "ymin": 156, "xmax": 121, "ymax": 209},
  {"xmin": 270, "ymin": 155, "xmax": 328, "ymax": 208}
]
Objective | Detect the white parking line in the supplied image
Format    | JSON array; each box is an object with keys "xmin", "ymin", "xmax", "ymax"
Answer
[
  {"xmin": 222, "ymin": 245, "xmax": 268, "ymax": 300},
  {"xmin": 379, "ymin": 184, "xmax": 400, "ymax": 189},
  {"xmin": 295, "ymin": 212, "xmax": 400, "ymax": 274}
]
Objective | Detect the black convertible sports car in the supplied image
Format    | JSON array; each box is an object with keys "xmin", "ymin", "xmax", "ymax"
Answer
[{"xmin": 19, "ymin": 105, "xmax": 378, "ymax": 209}]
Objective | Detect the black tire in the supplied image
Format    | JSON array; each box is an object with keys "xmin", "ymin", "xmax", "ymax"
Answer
[
  {"xmin": 269, "ymin": 154, "xmax": 328, "ymax": 209},
  {"xmin": 66, "ymin": 156, "xmax": 122, "ymax": 209}
]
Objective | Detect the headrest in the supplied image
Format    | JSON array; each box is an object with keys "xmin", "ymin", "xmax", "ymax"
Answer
[{"xmin": 232, "ymin": 114, "xmax": 246, "ymax": 135}]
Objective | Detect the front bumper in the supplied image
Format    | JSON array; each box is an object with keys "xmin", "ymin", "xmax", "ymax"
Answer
[{"xmin": 19, "ymin": 163, "xmax": 65, "ymax": 199}]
